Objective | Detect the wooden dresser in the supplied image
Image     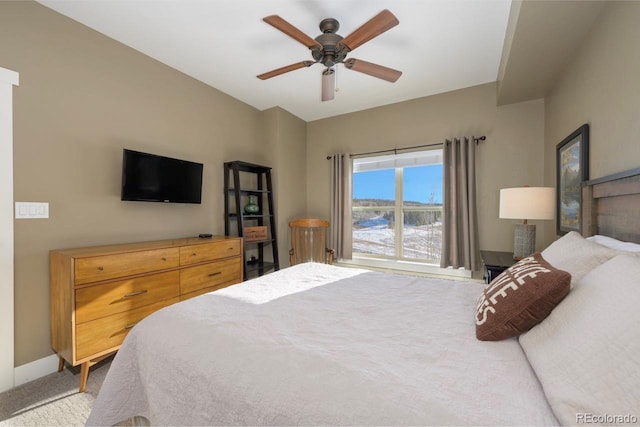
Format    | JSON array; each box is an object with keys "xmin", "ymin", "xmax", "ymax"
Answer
[{"xmin": 50, "ymin": 236, "xmax": 243, "ymax": 391}]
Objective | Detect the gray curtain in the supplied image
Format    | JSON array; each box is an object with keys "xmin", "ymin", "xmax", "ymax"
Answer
[
  {"xmin": 440, "ymin": 137, "xmax": 481, "ymax": 271},
  {"xmin": 330, "ymin": 153, "xmax": 353, "ymax": 260}
]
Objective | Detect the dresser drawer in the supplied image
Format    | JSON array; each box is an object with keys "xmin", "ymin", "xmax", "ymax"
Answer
[
  {"xmin": 74, "ymin": 248, "xmax": 179, "ymax": 285},
  {"xmin": 75, "ymin": 297, "xmax": 179, "ymax": 361},
  {"xmin": 75, "ymin": 271, "xmax": 180, "ymax": 324},
  {"xmin": 179, "ymin": 240, "xmax": 241, "ymax": 266},
  {"xmin": 180, "ymin": 282, "xmax": 235, "ymax": 301},
  {"xmin": 180, "ymin": 258, "xmax": 242, "ymax": 295}
]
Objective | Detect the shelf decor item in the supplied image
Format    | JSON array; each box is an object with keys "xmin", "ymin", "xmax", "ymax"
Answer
[
  {"xmin": 244, "ymin": 226, "xmax": 267, "ymax": 242},
  {"xmin": 244, "ymin": 195, "xmax": 260, "ymax": 214}
]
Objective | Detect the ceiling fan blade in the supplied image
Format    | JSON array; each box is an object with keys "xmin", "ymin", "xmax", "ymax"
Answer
[
  {"xmin": 257, "ymin": 61, "xmax": 314, "ymax": 80},
  {"xmin": 321, "ymin": 68, "xmax": 335, "ymax": 102},
  {"xmin": 263, "ymin": 15, "xmax": 322, "ymax": 49},
  {"xmin": 340, "ymin": 9, "xmax": 399, "ymax": 52},
  {"xmin": 344, "ymin": 58, "xmax": 402, "ymax": 82}
]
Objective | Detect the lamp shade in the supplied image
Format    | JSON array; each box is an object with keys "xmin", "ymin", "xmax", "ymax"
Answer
[{"xmin": 499, "ymin": 187, "xmax": 555, "ymax": 220}]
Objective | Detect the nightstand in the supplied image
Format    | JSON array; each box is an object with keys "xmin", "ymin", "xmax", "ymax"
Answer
[{"xmin": 480, "ymin": 250, "xmax": 517, "ymax": 284}]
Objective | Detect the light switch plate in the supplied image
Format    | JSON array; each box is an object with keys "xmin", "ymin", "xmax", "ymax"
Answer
[{"xmin": 15, "ymin": 202, "xmax": 49, "ymax": 219}]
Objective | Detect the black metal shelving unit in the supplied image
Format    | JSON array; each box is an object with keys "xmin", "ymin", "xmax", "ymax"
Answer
[{"xmin": 224, "ymin": 161, "xmax": 279, "ymax": 280}]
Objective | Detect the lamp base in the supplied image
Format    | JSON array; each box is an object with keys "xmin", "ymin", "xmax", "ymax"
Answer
[{"xmin": 513, "ymin": 223, "xmax": 536, "ymax": 260}]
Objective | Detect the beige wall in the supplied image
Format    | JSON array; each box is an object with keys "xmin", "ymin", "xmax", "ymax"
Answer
[
  {"xmin": 306, "ymin": 83, "xmax": 547, "ymax": 257},
  {"xmin": 0, "ymin": 2, "xmax": 306, "ymax": 366},
  {"xmin": 543, "ymin": 1, "xmax": 640, "ymax": 245},
  {"xmin": 261, "ymin": 107, "xmax": 308, "ymax": 268}
]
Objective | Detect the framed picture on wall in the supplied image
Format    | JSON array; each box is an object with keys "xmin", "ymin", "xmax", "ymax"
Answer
[{"xmin": 556, "ymin": 124, "xmax": 589, "ymax": 235}]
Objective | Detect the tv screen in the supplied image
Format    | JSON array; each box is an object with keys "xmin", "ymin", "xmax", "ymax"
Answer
[{"xmin": 121, "ymin": 149, "xmax": 203, "ymax": 204}]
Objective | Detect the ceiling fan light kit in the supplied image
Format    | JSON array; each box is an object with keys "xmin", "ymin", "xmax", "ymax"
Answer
[
  {"xmin": 258, "ymin": 9, "xmax": 402, "ymax": 102},
  {"xmin": 321, "ymin": 68, "xmax": 336, "ymax": 101}
]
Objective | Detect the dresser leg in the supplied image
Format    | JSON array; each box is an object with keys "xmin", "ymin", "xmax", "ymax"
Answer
[
  {"xmin": 79, "ymin": 362, "xmax": 90, "ymax": 393},
  {"xmin": 78, "ymin": 353, "xmax": 114, "ymax": 392},
  {"xmin": 57, "ymin": 356, "xmax": 65, "ymax": 373}
]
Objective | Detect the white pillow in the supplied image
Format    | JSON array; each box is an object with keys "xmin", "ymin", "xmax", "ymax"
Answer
[
  {"xmin": 519, "ymin": 255, "xmax": 640, "ymax": 425},
  {"xmin": 586, "ymin": 234, "xmax": 640, "ymax": 252},
  {"xmin": 541, "ymin": 231, "xmax": 619, "ymax": 285}
]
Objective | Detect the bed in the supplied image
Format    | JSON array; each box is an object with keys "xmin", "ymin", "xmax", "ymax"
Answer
[{"xmin": 87, "ymin": 168, "xmax": 640, "ymax": 426}]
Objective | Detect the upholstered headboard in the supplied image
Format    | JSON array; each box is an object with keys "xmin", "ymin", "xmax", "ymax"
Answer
[{"xmin": 582, "ymin": 167, "xmax": 640, "ymax": 244}]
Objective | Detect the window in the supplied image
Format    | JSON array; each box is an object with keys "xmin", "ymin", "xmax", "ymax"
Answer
[{"xmin": 352, "ymin": 149, "xmax": 443, "ymax": 264}]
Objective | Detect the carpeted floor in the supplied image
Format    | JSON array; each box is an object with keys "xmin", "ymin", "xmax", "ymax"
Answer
[{"xmin": 0, "ymin": 357, "xmax": 112, "ymax": 426}]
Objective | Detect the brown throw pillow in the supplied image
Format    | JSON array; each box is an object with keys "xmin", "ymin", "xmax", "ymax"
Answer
[{"xmin": 475, "ymin": 253, "xmax": 571, "ymax": 341}]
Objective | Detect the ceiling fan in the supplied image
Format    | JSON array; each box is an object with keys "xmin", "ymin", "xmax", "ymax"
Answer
[{"xmin": 257, "ymin": 9, "xmax": 402, "ymax": 101}]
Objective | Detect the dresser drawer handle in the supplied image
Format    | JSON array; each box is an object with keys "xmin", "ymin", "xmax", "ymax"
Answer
[
  {"xmin": 124, "ymin": 323, "xmax": 137, "ymax": 330},
  {"xmin": 97, "ymin": 266, "xmax": 104, "ymax": 271},
  {"xmin": 124, "ymin": 290, "xmax": 148, "ymax": 298},
  {"xmin": 191, "ymin": 253, "xmax": 197, "ymax": 257},
  {"xmin": 161, "ymin": 257, "xmax": 167, "ymax": 261},
  {"xmin": 208, "ymin": 272, "xmax": 222, "ymax": 277}
]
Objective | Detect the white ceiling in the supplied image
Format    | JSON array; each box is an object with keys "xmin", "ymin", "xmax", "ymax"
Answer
[{"xmin": 37, "ymin": 0, "xmax": 512, "ymax": 122}]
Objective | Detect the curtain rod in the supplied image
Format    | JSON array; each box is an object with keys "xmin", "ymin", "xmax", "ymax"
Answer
[{"xmin": 326, "ymin": 136, "xmax": 486, "ymax": 160}]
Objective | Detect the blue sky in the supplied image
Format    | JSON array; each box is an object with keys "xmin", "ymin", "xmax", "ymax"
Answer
[{"xmin": 353, "ymin": 165, "xmax": 443, "ymax": 204}]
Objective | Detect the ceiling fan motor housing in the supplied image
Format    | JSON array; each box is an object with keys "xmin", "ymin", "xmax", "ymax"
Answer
[{"xmin": 313, "ymin": 18, "xmax": 347, "ymax": 67}]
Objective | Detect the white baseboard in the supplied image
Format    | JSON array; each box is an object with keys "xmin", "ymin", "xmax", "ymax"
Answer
[{"xmin": 14, "ymin": 354, "xmax": 59, "ymax": 387}]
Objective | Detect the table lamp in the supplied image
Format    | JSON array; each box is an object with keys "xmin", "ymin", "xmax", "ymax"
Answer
[{"xmin": 499, "ymin": 187, "xmax": 555, "ymax": 260}]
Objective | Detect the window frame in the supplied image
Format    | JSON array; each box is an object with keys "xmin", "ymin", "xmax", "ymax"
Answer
[{"xmin": 351, "ymin": 149, "xmax": 444, "ymax": 265}]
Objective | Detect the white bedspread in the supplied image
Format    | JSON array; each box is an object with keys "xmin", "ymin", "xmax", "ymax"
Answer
[{"xmin": 87, "ymin": 263, "xmax": 558, "ymax": 426}]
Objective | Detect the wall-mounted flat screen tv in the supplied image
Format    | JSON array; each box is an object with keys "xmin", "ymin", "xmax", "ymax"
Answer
[{"xmin": 121, "ymin": 149, "xmax": 203, "ymax": 204}]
